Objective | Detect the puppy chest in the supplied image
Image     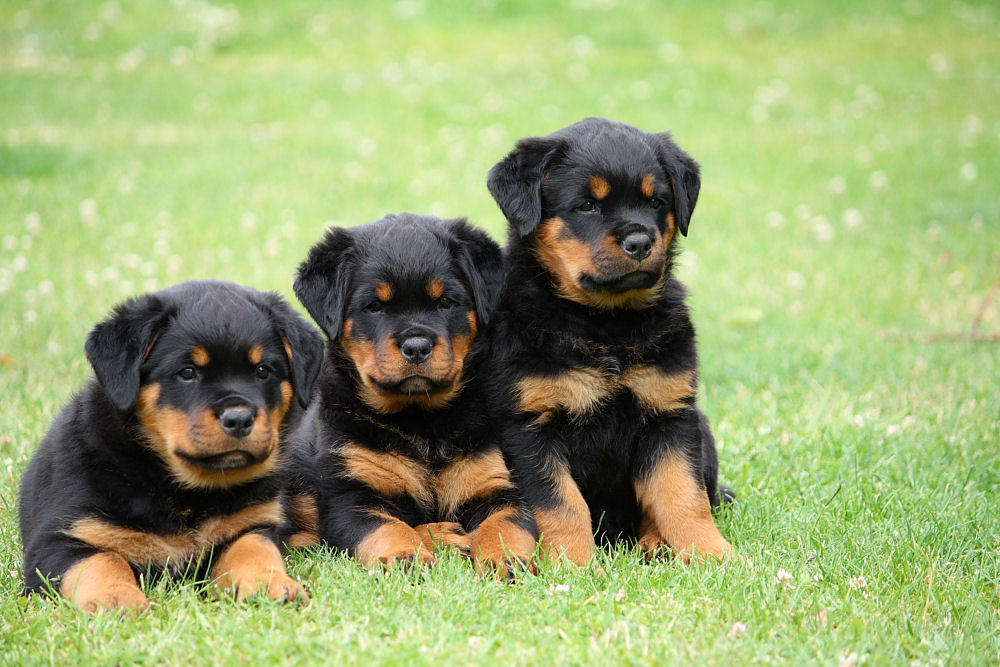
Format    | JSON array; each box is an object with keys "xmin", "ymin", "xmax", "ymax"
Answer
[{"xmin": 515, "ymin": 362, "xmax": 696, "ymax": 422}]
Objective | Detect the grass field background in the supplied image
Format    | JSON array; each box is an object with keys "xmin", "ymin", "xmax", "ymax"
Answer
[{"xmin": 1, "ymin": 1, "xmax": 997, "ymax": 664}]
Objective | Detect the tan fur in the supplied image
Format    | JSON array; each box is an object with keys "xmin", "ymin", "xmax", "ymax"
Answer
[
  {"xmin": 633, "ymin": 451, "xmax": 734, "ymax": 563},
  {"xmin": 376, "ymin": 282, "xmax": 394, "ymax": 302},
  {"xmin": 60, "ymin": 552, "xmax": 148, "ymax": 615},
  {"xmin": 436, "ymin": 450, "xmax": 515, "ymax": 518},
  {"xmin": 588, "ymin": 175, "xmax": 611, "ymax": 200},
  {"xmin": 534, "ymin": 217, "xmax": 668, "ymax": 310},
  {"xmin": 249, "ymin": 345, "xmax": 263, "ymax": 365},
  {"xmin": 534, "ymin": 464, "xmax": 595, "ymax": 565},
  {"xmin": 470, "ymin": 507, "xmax": 537, "ymax": 576},
  {"xmin": 427, "ymin": 279, "xmax": 445, "ymax": 299},
  {"xmin": 191, "ymin": 346, "xmax": 210, "ymax": 366},
  {"xmin": 641, "ymin": 173, "xmax": 656, "ymax": 198},
  {"xmin": 64, "ymin": 500, "xmax": 283, "ymax": 569},
  {"xmin": 284, "ymin": 493, "xmax": 320, "ymax": 548},
  {"xmin": 210, "ymin": 532, "xmax": 306, "ymax": 602},
  {"xmin": 341, "ymin": 444, "xmax": 434, "ymax": 508},
  {"xmin": 342, "ymin": 317, "xmax": 471, "ymax": 414},
  {"xmin": 414, "ymin": 522, "xmax": 471, "ymax": 553},
  {"xmin": 355, "ymin": 512, "xmax": 434, "ymax": 567},
  {"xmin": 620, "ymin": 366, "xmax": 695, "ymax": 414},
  {"xmin": 135, "ymin": 384, "xmax": 282, "ymax": 490}
]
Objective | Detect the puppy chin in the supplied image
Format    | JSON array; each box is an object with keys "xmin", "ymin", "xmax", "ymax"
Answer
[
  {"xmin": 371, "ymin": 374, "xmax": 454, "ymax": 396},
  {"xmin": 579, "ymin": 269, "xmax": 661, "ymax": 294}
]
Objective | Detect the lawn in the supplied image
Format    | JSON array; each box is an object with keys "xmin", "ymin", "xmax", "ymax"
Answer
[{"xmin": 1, "ymin": 0, "xmax": 997, "ymax": 664}]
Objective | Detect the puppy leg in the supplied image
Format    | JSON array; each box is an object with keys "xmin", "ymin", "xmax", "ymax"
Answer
[
  {"xmin": 413, "ymin": 522, "xmax": 472, "ymax": 556},
  {"xmin": 355, "ymin": 512, "xmax": 436, "ymax": 569},
  {"xmin": 531, "ymin": 462, "xmax": 595, "ymax": 565},
  {"xmin": 634, "ymin": 450, "xmax": 734, "ymax": 563},
  {"xmin": 60, "ymin": 552, "xmax": 148, "ymax": 615},
  {"xmin": 469, "ymin": 507, "xmax": 537, "ymax": 579},
  {"xmin": 211, "ymin": 532, "xmax": 308, "ymax": 602}
]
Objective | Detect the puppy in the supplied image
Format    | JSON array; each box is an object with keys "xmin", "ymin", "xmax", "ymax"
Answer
[
  {"xmin": 486, "ymin": 117, "xmax": 735, "ymax": 565},
  {"xmin": 285, "ymin": 213, "xmax": 537, "ymax": 575},
  {"xmin": 18, "ymin": 280, "xmax": 323, "ymax": 613}
]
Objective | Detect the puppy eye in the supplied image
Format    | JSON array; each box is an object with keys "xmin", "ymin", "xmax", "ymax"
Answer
[
  {"xmin": 576, "ymin": 200, "xmax": 597, "ymax": 213},
  {"xmin": 364, "ymin": 301, "xmax": 384, "ymax": 313},
  {"xmin": 650, "ymin": 198, "xmax": 663, "ymax": 209},
  {"xmin": 177, "ymin": 367, "xmax": 197, "ymax": 382},
  {"xmin": 255, "ymin": 364, "xmax": 272, "ymax": 380},
  {"xmin": 438, "ymin": 297, "xmax": 455, "ymax": 310}
]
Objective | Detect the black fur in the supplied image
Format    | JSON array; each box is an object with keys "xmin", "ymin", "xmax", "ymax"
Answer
[
  {"xmin": 19, "ymin": 280, "xmax": 323, "ymax": 603},
  {"xmin": 486, "ymin": 118, "xmax": 734, "ymax": 560},
  {"xmin": 285, "ymin": 213, "xmax": 537, "ymax": 569}
]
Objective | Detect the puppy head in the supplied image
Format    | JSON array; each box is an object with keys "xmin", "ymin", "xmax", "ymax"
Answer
[
  {"xmin": 85, "ymin": 280, "xmax": 324, "ymax": 490},
  {"xmin": 295, "ymin": 213, "xmax": 502, "ymax": 414},
  {"xmin": 488, "ymin": 117, "xmax": 701, "ymax": 310}
]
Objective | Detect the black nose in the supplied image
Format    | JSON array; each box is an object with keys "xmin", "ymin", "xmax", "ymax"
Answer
[
  {"xmin": 400, "ymin": 336, "xmax": 433, "ymax": 365},
  {"xmin": 218, "ymin": 406, "xmax": 256, "ymax": 439},
  {"xmin": 622, "ymin": 232, "xmax": 653, "ymax": 261}
]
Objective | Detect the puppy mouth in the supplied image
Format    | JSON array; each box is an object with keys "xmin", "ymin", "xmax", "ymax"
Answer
[
  {"xmin": 177, "ymin": 449, "xmax": 260, "ymax": 471},
  {"xmin": 579, "ymin": 270, "xmax": 661, "ymax": 294},
  {"xmin": 371, "ymin": 375, "xmax": 453, "ymax": 396}
]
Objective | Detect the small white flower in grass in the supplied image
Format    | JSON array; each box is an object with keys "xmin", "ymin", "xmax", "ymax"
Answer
[
  {"xmin": 12, "ymin": 255, "xmax": 28, "ymax": 273},
  {"xmin": 960, "ymin": 163, "xmax": 978, "ymax": 181},
  {"xmin": 794, "ymin": 204, "xmax": 811, "ymax": 221},
  {"xmin": 839, "ymin": 652, "xmax": 860, "ymax": 667},
  {"xmin": 26, "ymin": 212, "xmax": 41, "ymax": 235},
  {"xmin": 747, "ymin": 105, "xmax": 769, "ymax": 124},
  {"xmin": 80, "ymin": 199, "xmax": 99, "ymax": 226},
  {"xmin": 776, "ymin": 569, "xmax": 795, "ymax": 590},
  {"xmin": 786, "ymin": 271, "xmax": 805, "ymax": 291},
  {"xmin": 902, "ymin": 416, "xmax": 916, "ymax": 429},
  {"xmin": 468, "ymin": 636, "xmax": 484, "ymax": 649},
  {"xmin": 614, "ymin": 588, "xmax": 626, "ymax": 602},
  {"xmin": 852, "ymin": 415, "xmax": 865, "ymax": 428},
  {"xmin": 828, "ymin": 176, "xmax": 847, "ymax": 195},
  {"xmin": 25, "ymin": 309, "xmax": 37, "ymax": 324},
  {"xmin": 928, "ymin": 52, "xmax": 952, "ymax": 77},
  {"xmin": 569, "ymin": 35, "xmax": 595, "ymax": 58},
  {"xmin": 3, "ymin": 236, "xmax": 17, "ymax": 251},
  {"xmin": 849, "ymin": 576, "xmax": 867, "ymax": 589},
  {"xmin": 548, "ymin": 584, "xmax": 570, "ymax": 595},
  {"xmin": 948, "ymin": 270, "xmax": 964, "ymax": 288},
  {"xmin": 726, "ymin": 622, "xmax": 747, "ymax": 639},
  {"xmin": 658, "ymin": 42, "xmax": 682, "ymax": 63},
  {"xmin": 868, "ymin": 171, "xmax": 889, "ymax": 191},
  {"xmin": 855, "ymin": 146, "xmax": 873, "ymax": 164},
  {"xmin": 842, "ymin": 209, "xmax": 863, "ymax": 228},
  {"xmin": 811, "ymin": 216, "xmax": 834, "ymax": 243},
  {"xmin": 629, "ymin": 81, "xmax": 652, "ymax": 100},
  {"xmin": 765, "ymin": 211, "xmax": 785, "ymax": 229},
  {"xmin": 37, "ymin": 280, "xmax": 53, "ymax": 296}
]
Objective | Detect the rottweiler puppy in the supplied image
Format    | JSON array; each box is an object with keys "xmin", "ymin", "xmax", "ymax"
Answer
[
  {"xmin": 486, "ymin": 117, "xmax": 736, "ymax": 565},
  {"xmin": 18, "ymin": 280, "xmax": 324, "ymax": 613},
  {"xmin": 285, "ymin": 213, "xmax": 537, "ymax": 575}
]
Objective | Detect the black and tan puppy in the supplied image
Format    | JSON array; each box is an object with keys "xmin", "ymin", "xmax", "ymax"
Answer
[
  {"xmin": 18, "ymin": 280, "xmax": 323, "ymax": 613},
  {"xmin": 486, "ymin": 117, "xmax": 735, "ymax": 565},
  {"xmin": 285, "ymin": 213, "xmax": 537, "ymax": 575}
]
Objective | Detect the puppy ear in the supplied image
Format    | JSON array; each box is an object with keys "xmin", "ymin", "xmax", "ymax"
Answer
[
  {"xmin": 84, "ymin": 294, "xmax": 171, "ymax": 412},
  {"xmin": 651, "ymin": 132, "xmax": 701, "ymax": 236},
  {"xmin": 446, "ymin": 218, "xmax": 504, "ymax": 327},
  {"xmin": 256, "ymin": 293, "xmax": 325, "ymax": 409},
  {"xmin": 293, "ymin": 227, "xmax": 354, "ymax": 341},
  {"xmin": 487, "ymin": 136, "xmax": 565, "ymax": 237}
]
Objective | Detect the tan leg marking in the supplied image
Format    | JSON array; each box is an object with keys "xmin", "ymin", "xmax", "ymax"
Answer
[
  {"xmin": 355, "ymin": 513, "xmax": 435, "ymax": 568},
  {"xmin": 60, "ymin": 552, "xmax": 148, "ymax": 615},
  {"xmin": 210, "ymin": 532, "xmax": 307, "ymax": 602},
  {"xmin": 413, "ymin": 522, "xmax": 472, "ymax": 555},
  {"xmin": 634, "ymin": 451, "xmax": 734, "ymax": 563},
  {"xmin": 470, "ymin": 507, "xmax": 537, "ymax": 578},
  {"xmin": 533, "ymin": 465, "xmax": 595, "ymax": 565}
]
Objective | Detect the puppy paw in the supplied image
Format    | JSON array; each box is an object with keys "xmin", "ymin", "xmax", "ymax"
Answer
[
  {"xmin": 76, "ymin": 583, "xmax": 149, "ymax": 616},
  {"xmin": 414, "ymin": 522, "xmax": 472, "ymax": 556}
]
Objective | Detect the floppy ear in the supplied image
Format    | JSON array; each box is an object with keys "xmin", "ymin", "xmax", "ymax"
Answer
[
  {"xmin": 446, "ymin": 218, "xmax": 505, "ymax": 327},
  {"xmin": 487, "ymin": 136, "xmax": 565, "ymax": 237},
  {"xmin": 84, "ymin": 294, "xmax": 171, "ymax": 412},
  {"xmin": 651, "ymin": 132, "xmax": 701, "ymax": 236},
  {"xmin": 293, "ymin": 227, "xmax": 355, "ymax": 341},
  {"xmin": 256, "ymin": 293, "xmax": 325, "ymax": 409}
]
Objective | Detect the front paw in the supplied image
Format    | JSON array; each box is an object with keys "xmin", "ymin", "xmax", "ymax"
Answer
[
  {"xmin": 414, "ymin": 522, "xmax": 472, "ymax": 556},
  {"xmin": 76, "ymin": 582, "xmax": 149, "ymax": 615},
  {"xmin": 229, "ymin": 570, "xmax": 309, "ymax": 603}
]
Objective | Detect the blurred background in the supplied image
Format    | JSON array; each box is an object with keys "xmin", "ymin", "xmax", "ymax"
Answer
[{"xmin": 1, "ymin": 1, "xmax": 997, "ymax": 660}]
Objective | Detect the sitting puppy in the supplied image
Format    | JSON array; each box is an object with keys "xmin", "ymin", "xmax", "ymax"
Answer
[
  {"xmin": 486, "ymin": 117, "xmax": 735, "ymax": 565},
  {"xmin": 285, "ymin": 213, "xmax": 537, "ymax": 575},
  {"xmin": 19, "ymin": 280, "xmax": 323, "ymax": 613}
]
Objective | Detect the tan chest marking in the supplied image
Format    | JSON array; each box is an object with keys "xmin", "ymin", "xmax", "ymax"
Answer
[
  {"xmin": 436, "ymin": 450, "xmax": 514, "ymax": 519},
  {"xmin": 516, "ymin": 365, "xmax": 695, "ymax": 419},
  {"xmin": 341, "ymin": 444, "xmax": 434, "ymax": 508},
  {"xmin": 63, "ymin": 499, "xmax": 283, "ymax": 569}
]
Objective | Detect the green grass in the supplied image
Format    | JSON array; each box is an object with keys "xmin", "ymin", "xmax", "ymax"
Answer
[{"xmin": 1, "ymin": 0, "xmax": 998, "ymax": 664}]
